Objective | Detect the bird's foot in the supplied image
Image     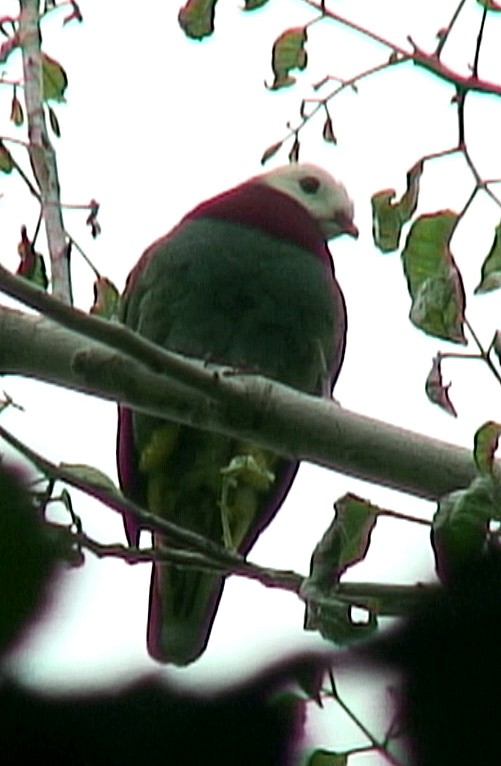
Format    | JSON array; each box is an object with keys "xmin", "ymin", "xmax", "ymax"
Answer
[{"xmin": 219, "ymin": 455, "xmax": 275, "ymax": 550}]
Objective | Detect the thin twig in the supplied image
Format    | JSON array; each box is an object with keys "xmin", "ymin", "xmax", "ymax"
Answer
[
  {"xmin": 436, "ymin": 0, "xmax": 468, "ymax": 59},
  {"xmin": 271, "ymin": 58, "xmax": 408, "ymax": 160},
  {"xmin": 304, "ymin": 0, "xmax": 408, "ymax": 56},
  {"xmin": 327, "ymin": 670, "xmax": 405, "ymax": 766},
  {"xmin": 473, "ymin": 1, "xmax": 489, "ymax": 78},
  {"xmin": 0, "ymin": 420, "xmax": 432, "ymax": 613},
  {"xmin": 464, "ymin": 316, "xmax": 501, "ymax": 386}
]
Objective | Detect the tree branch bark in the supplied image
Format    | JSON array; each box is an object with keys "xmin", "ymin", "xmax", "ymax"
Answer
[
  {"xmin": 0, "ymin": 305, "xmax": 485, "ymax": 501},
  {"xmin": 18, "ymin": 0, "xmax": 71, "ymax": 303}
]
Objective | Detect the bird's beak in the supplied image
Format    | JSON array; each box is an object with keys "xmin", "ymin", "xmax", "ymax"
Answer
[
  {"xmin": 321, "ymin": 212, "xmax": 359, "ymax": 240},
  {"xmin": 334, "ymin": 211, "xmax": 359, "ymax": 239}
]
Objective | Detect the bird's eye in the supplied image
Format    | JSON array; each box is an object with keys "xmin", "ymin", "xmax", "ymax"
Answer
[{"xmin": 299, "ymin": 176, "xmax": 320, "ymax": 195}]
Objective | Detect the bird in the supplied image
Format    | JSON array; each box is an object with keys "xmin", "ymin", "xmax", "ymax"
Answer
[{"xmin": 116, "ymin": 162, "xmax": 357, "ymax": 665}]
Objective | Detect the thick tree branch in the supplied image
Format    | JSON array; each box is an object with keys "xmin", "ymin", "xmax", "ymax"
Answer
[
  {"xmin": 409, "ymin": 41, "xmax": 501, "ymax": 97},
  {"xmin": 0, "ymin": 263, "xmax": 223, "ymax": 399},
  {"xmin": 18, "ymin": 0, "xmax": 71, "ymax": 303},
  {"xmin": 0, "ymin": 305, "xmax": 486, "ymax": 501}
]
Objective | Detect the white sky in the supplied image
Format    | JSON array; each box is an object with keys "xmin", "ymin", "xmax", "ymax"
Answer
[{"xmin": 1, "ymin": 0, "xmax": 500, "ymax": 761}]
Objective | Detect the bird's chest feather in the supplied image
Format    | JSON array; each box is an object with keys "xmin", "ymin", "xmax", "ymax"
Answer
[{"xmin": 124, "ymin": 218, "xmax": 341, "ymax": 392}]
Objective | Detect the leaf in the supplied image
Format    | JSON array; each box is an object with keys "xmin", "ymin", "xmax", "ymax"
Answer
[
  {"xmin": 269, "ymin": 27, "xmax": 307, "ymax": 90},
  {"xmin": 477, "ymin": 0, "xmax": 501, "ymax": 10},
  {"xmin": 493, "ymin": 330, "xmax": 501, "ymax": 365},
  {"xmin": 371, "ymin": 161, "xmax": 423, "ymax": 253},
  {"xmin": 260, "ymin": 140, "xmax": 282, "ymax": 165},
  {"xmin": 243, "ymin": 0, "xmax": 269, "ymax": 8},
  {"xmin": 372, "ymin": 191, "xmax": 401, "ymax": 252},
  {"xmin": 474, "ymin": 421, "xmax": 501, "ymax": 475},
  {"xmin": 86, "ymin": 198, "xmax": 101, "ymax": 238},
  {"xmin": 313, "ymin": 75, "xmax": 329, "ymax": 91},
  {"xmin": 16, "ymin": 226, "xmax": 48, "ymax": 290},
  {"xmin": 59, "ymin": 463, "xmax": 118, "ymax": 493},
  {"xmin": 178, "ymin": 0, "xmax": 218, "ymax": 40},
  {"xmin": 47, "ymin": 105, "xmax": 60, "ymax": 137},
  {"xmin": 0, "ymin": 139, "xmax": 14, "ymax": 173},
  {"xmin": 63, "ymin": 0, "xmax": 83, "ymax": 24},
  {"xmin": 322, "ymin": 114, "xmax": 336, "ymax": 144},
  {"xmin": 0, "ymin": 463, "xmax": 60, "ymax": 653},
  {"xmin": 304, "ymin": 594, "xmax": 378, "ymax": 646},
  {"xmin": 401, "ymin": 211, "xmax": 467, "ymax": 343},
  {"xmin": 292, "ymin": 664, "xmax": 325, "ymax": 706},
  {"xmin": 399, "ymin": 160, "xmax": 423, "ymax": 219},
  {"xmin": 18, "ymin": 253, "xmax": 48, "ymax": 290},
  {"xmin": 475, "ymin": 221, "xmax": 501, "ymax": 293},
  {"xmin": 308, "ymin": 493, "xmax": 378, "ymax": 586},
  {"xmin": 425, "ymin": 355, "xmax": 457, "ymax": 417},
  {"xmin": 90, "ymin": 277, "xmax": 120, "ymax": 319},
  {"xmin": 432, "ymin": 475, "xmax": 501, "ymax": 582},
  {"xmin": 302, "ymin": 494, "xmax": 379, "ymax": 645},
  {"xmin": 10, "ymin": 87, "xmax": 23, "ymax": 126},
  {"xmin": 42, "ymin": 53, "xmax": 68, "ymax": 102},
  {"xmin": 307, "ymin": 750, "xmax": 349, "ymax": 766}
]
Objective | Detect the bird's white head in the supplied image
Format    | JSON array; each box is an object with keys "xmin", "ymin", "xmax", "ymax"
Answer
[{"xmin": 258, "ymin": 163, "xmax": 358, "ymax": 241}]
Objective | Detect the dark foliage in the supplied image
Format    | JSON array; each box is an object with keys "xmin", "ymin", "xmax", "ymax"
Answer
[
  {"xmin": 0, "ymin": 462, "xmax": 59, "ymax": 653},
  {"xmin": 0, "ymin": 654, "xmax": 326, "ymax": 766},
  {"xmin": 365, "ymin": 545, "xmax": 501, "ymax": 766}
]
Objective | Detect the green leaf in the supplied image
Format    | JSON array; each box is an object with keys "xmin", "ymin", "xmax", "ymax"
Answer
[
  {"xmin": 48, "ymin": 105, "xmax": 60, "ymax": 137},
  {"xmin": 89, "ymin": 277, "xmax": 120, "ymax": 319},
  {"xmin": 307, "ymin": 750, "xmax": 349, "ymax": 766},
  {"xmin": 59, "ymin": 463, "xmax": 118, "ymax": 493},
  {"xmin": 304, "ymin": 592, "xmax": 378, "ymax": 646},
  {"xmin": 178, "ymin": 0, "xmax": 218, "ymax": 40},
  {"xmin": 17, "ymin": 253, "xmax": 48, "ymax": 290},
  {"xmin": 29, "ymin": 254, "xmax": 48, "ymax": 290},
  {"xmin": 243, "ymin": 0, "xmax": 269, "ymax": 8},
  {"xmin": 0, "ymin": 463, "xmax": 60, "ymax": 653},
  {"xmin": 371, "ymin": 161, "xmax": 422, "ymax": 253},
  {"xmin": 309, "ymin": 493, "xmax": 378, "ymax": 585},
  {"xmin": 474, "ymin": 421, "xmax": 501, "ymax": 475},
  {"xmin": 401, "ymin": 211, "xmax": 466, "ymax": 343},
  {"xmin": 269, "ymin": 27, "xmax": 307, "ymax": 90},
  {"xmin": 475, "ymin": 222, "xmax": 501, "ymax": 294},
  {"xmin": 16, "ymin": 227, "xmax": 48, "ymax": 290},
  {"xmin": 0, "ymin": 140, "xmax": 14, "ymax": 173},
  {"xmin": 432, "ymin": 476, "xmax": 501, "ymax": 582},
  {"xmin": 42, "ymin": 53, "xmax": 68, "ymax": 102},
  {"xmin": 303, "ymin": 494, "xmax": 379, "ymax": 646}
]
